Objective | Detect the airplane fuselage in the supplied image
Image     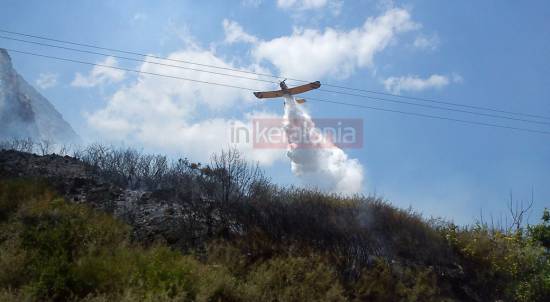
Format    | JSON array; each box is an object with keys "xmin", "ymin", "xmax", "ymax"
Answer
[{"xmin": 279, "ymin": 81, "xmax": 290, "ymax": 95}]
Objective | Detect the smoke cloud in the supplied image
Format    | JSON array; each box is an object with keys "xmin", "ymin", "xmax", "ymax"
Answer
[{"xmin": 283, "ymin": 96, "xmax": 364, "ymax": 193}]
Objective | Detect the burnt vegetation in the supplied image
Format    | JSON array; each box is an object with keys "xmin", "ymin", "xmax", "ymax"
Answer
[{"xmin": 0, "ymin": 139, "xmax": 549, "ymax": 301}]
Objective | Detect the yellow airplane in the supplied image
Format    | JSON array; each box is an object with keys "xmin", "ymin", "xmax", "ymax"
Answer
[{"xmin": 253, "ymin": 80, "xmax": 321, "ymax": 105}]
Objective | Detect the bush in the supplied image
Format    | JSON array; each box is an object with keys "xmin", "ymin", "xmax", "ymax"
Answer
[
  {"xmin": 352, "ymin": 259, "xmax": 447, "ymax": 302},
  {"xmin": 243, "ymin": 255, "xmax": 346, "ymax": 302},
  {"xmin": 0, "ymin": 179, "xmax": 223, "ymax": 300},
  {"xmin": 2, "ymin": 144, "xmax": 550, "ymax": 301},
  {"xmin": 529, "ymin": 208, "xmax": 550, "ymax": 249},
  {"xmin": 17, "ymin": 194, "xmax": 129, "ymax": 299},
  {"xmin": 440, "ymin": 221, "xmax": 550, "ymax": 301},
  {"xmin": 0, "ymin": 179, "xmax": 51, "ymax": 221}
]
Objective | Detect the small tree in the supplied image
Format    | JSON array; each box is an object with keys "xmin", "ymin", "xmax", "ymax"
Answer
[
  {"xmin": 507, "ymin": 190, "xmax": 534, "ymax": 234},
  {"xmin": 189, "ymin": 148, "xmax": 268, "ymax": 238},
  {"xmin": 203, "ymin": 148, "xmax": 266, "ymax": 204},
  {"xmin": 37, "ymin": 139, "xmax": 53, "ymax": 155}
]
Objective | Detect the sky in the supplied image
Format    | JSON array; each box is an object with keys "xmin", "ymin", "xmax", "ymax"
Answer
[{"xmin": 1, "ymin": 0, "xmax": 549, "ymax": 225}]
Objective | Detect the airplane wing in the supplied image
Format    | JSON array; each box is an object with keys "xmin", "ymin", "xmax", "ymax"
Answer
[
  {"xmin": 253, "ymin": 90, "xmax": 286, "ymax": 99},
  {"xmin": 253, "ymin": 81, "xmax": 321, "ymax": 99},
  {"xmin": 287, "ymin": 81, "xmax": 321, "ymax": 95}
]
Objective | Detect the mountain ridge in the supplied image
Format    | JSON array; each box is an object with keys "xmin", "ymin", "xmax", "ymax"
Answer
[{"xmin": 0, "ymin": 48, "xmax": 80, "ymax": 143}]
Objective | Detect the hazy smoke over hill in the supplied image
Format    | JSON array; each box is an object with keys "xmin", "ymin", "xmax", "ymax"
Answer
[
  {"xmin": 0, "ymin": 49, "xmax": 80, "ymax": 143},
  {"xmin": 283, "ymin": 96, "xmax": 364, "ymax": 193}
]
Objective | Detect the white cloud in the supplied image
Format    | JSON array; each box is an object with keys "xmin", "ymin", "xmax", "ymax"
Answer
[
  {"xmin": 413, "ymin": 34, "xmax": 439, "ymax": 51},
  {"xmin": 35, "ymin": 72, "xmax": 58, "ymax": 89},
  {"xmin": 222, "ymin": 19, "xmax": 258, "ymax": 44},
  {"xmin": 71, "ymin": 56, "xmax": 126, "ymax": 88},
  {"xmin": 86, "ymin": 47, "xmax": 283, "ymax": 165},
  {"xmin": 253, "ymin": 8, "xmax": 419, "ymax": 79},
  {"xmin": 277, "ymin": 0, "xmax": 330, "ymax": 10},
  {"xmin": 383, "ymin": 74, "xmax": 462, "ymax": 94}
]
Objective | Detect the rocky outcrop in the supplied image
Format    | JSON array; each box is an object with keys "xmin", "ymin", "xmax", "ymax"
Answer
[
  {"xmin": 0, "ymin": 49, "xmax": 80, "ymax": 143},
  {"xmin": 0, "ymin": 149, "xmax": 198, "ymax": 249}
]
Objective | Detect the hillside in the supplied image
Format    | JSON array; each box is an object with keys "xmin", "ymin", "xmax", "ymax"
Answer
[
  {"xmin": 0, "ymin": 49, "xmax": 80, "ymax": 143},
  {"xmin": 0, "ymin": 146, "xmax": 548, "ymax": 301}
]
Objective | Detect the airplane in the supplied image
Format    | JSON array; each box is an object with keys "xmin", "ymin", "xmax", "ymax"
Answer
[{"xmin": 253, "ymin": 80, "xmax": 321, "ymax": 106}]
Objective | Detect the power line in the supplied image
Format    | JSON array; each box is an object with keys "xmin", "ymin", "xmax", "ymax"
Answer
[
  {"xmin": 307, "ymin": 97, "xmax": 550, "ymax": 135},
  {"xmin": 318, "ymin": 84, "xmax": 550, "ymax": 121},
  {"xmin": 5, "ymin": 47, "xmax": 550, "ymax": 136},
  {"xmin": 1, "ymin": 28, "xmax": 549, "ymax": 121},
  {"xmin": 0, "ymin": 29, "xmax": 281, "ymax": 80},
  {"xmin": 2, "ymin": 35, "xmax": 549, "ymax": 127},
  {"xmin": 4, "ymin": 48, "xmax": 261, "ymax": 91},
  {"xmin": 0, "ymin": 35, "xmax": 278, "ymax": 85},
  {"xmin": 315, "ymin": 88, "xmax": 550, "ymax": 126}
]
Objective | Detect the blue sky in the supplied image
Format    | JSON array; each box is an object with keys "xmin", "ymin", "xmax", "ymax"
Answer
[{"xmin": 1, "ymin": 0, "xmax": 549, "ymax": 224}]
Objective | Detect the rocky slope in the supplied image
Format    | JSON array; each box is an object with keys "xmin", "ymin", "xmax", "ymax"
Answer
[
  {"xmin": 2, "ymin": 149, "xmax": 549, "ymax": 301},
  {"xmin": 0, "ymin": 48, "xmax": 80, "ymax": 143},
  {"xmin": 0, "ymin": 149, "xmax": 203, "ymax": 249}
]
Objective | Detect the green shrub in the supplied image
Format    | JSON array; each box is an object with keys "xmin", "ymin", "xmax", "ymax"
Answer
[
  {"xmin": 16, "ymin": 193, "xmax": 129, "ymax": 300},
  {"xmin": 0, "ymin": 179, "xmax": 198, "ymax": 300},
  {"xmin": 440, "ymin": 221, "xmax": 550, "ymax": 301},
  {"xmin": 529, "ymin": 208, "xmax": 550, "ymax": 249},
  {"xmin": 0, "ymin": 179, "xmax": 245, "ymax": 301},
  {"xmin": 196, "ymin": 265, "xmax": 241, "ymax": 302},
  {"xmin": 0, "ymin": 179, "xmax": 50, "ymax": 221},
  {"xmin": 1, "ymin": 177, "xmax": 549, "ymax": 301},
  {"xmin": 352, "ymin": 259, "xmax": 447, "ymax": 302},
  {"xmin": 206, "ymin": 240, "xmax": 251, "ymax": 277},
  {"xmin": 0, "ymin": 236, "xmax": 27, "ymax": 288},
  {"xmin": 243, "ymin": 255, "xmax": 346, "ymax": 302}
]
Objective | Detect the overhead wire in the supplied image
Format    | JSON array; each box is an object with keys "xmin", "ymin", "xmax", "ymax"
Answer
[
  {"xmin": 1, "ymin": 28, "xmax": 549, "ymax": 121},
  {"xmin": 314, "ymin": 88, "xmax": 550, "ymax": 126},
  {"xmin": 3, "ymin": 47, "xmax": 550, "ymax": 136},
  {"xmin": 1, "ymin": 35, "xmax": 549, "ymax": 126},
  {"xmin": 4, "ymin": 48, "xmax": 260, "ymax": 91},
  {"xmin": 0, "ymin": 35, "xmax": 279, "ymax": 85},
  {"xmin": 307, "ymin": 97, "xmax": 550, "ymax": 135}
]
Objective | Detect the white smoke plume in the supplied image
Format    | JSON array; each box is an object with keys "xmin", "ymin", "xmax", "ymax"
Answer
[{"xmin": 283, "ymin": 96, "xmax": 364, "ymax": 193}]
